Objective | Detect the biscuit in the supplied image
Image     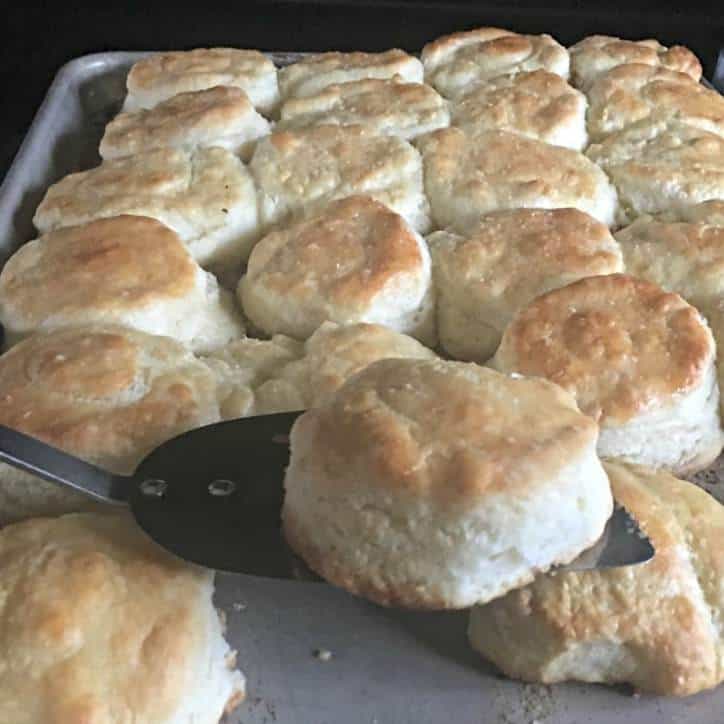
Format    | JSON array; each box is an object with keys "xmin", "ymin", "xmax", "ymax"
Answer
[
  {"xmin": 422, "ymin": 27, "xmax": 569, "ymax": 99},
  {"xmin": 202, "ymin": 334, "xmax": 305, "ymax": 419},
  {"xmin": 204, "ymin": 321, "xmax": 437, "ymax": 418},
  {"xmin": 451, "ymin": 70, "xmax": 588, "ymax": 150},
  {"xmin": 493, "ymin": 274, "xmax": 724, "ymax": 474},
  {"xmin": 33, "ymin": 147, "xmax": 261, "ymax": 270},
  {"xmin": 278, "ymin": 49, "xmax": 423, "ymax": 100},
  {"xmin": 0, "ymin": 325, "xmax": 220, "ymax": 524},
  {"xmin": 670, "ymin": 199, "xmax": 724, "ymax": 227},
  {"xmin": 278, "ymin": 78, "xmax": 450, "ymax": 140},
  {"xmin": 124, "ymin": 47, "xmax": 279, "ymax": 115},
  {"xmin": 283, "ymin": 358, "xmax": 613, "ymax": 609},
  {"xmin": 569, "ymin": 34, "xmax": 702, "ymax": 89},
  {"xmin": 587, "ymin": 118, "xmax": 724, "ymax": 224},
  {"xmin": 101, "ymin": 86, "xmax": 271, "ymax": 161},
  {"xmin": 0, "ymin": 216, "xmax": 244, "ymax": 352},
  {"xmin": 429, "ymin": 208, "xmax": 622, "ymax": 362},
  {"xmin": 469, "ymin": 461, "xmax": 724, "ymax": 696},
  {"xmin": 616, "ymin": 211, "xmax": 724, "ymax": 320},
  {"xmin": 250, "ymin": 126, "xmax": 431, "ymax": 232},
  {"xmin": 586, "ymin": 63, "xmax": 724, "ymax": 140},
  {"xmin": 418, "ymin": 127, "xmax": 617, "ymax": 231},
  {"xmin": 0, "ymin": 511, "xmax": 244, "ymax": 722},
  {"xmin": 239, "ymin": 196, "xmax": 435, "ymax": 343}
]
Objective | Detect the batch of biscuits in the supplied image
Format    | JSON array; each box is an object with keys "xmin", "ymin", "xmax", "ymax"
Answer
[{"xmin": 1, "ymin": 25, "xmax": 724, "ymax": 722}]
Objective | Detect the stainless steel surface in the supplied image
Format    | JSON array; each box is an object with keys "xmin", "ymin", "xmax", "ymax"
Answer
[
  {"xmin": 0, "ymin": 423, "xmax": 126, "ymax": 503},
  {"xmin": 1, "ymin": 51, "xmax": 723, "ymax": 724}
]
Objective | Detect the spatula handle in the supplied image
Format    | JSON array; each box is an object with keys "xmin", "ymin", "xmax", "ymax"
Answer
[{"xmin": 0, "ymin": 425, "xmax": 127, "ymax": 504}]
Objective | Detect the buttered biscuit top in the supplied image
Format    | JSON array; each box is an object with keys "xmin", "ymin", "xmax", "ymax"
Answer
[
  {"xmin": 0, "ymin": 215, "xmax": 243, "ymax": 351},
  {"xmin": 494, "ymin": 274, "xmax": 714, "ymax": 423},
  {"xmin": 239, "ymin": 196, "xmax": 434, "ymax": 343},
  {"xmin": 569, "ymin": 34, "xmax": 702, "ymax": 89},
  {"xmin": 418, "ymin": 127, "xmax": 617, "ymax": 230},
  {"xmin": 250, "ymin": 124, "xmax": 430, "ymax": 232},
  {"xmin": 0, "ymin": 324, "xmax": 220, "ymax": 474},
  {"xmin": 278, "ymin": 49, "xmax": 423, "ymax": 100},
  {"xmin": 422, "ymin": 27, "xmax": 570, "ymax": 99},
  {"xmin": 124, "ymin": 47, "xmax": 280, "ymax": 114}
]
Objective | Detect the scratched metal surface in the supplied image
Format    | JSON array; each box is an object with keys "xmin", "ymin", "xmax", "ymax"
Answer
[{"xmin": 1, "ymin": 50, "xmax": 723, "ymax": 724}]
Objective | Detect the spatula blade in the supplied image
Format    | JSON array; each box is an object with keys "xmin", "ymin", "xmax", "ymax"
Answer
[
  {"xmin": 127, "ymin": 412, "xmax": 654, "ymax": 577},
  {"xmin": 128, "ymin": 412, "xmax": 301, "ymax": 576},
  {"xmin": 556, "ymin": 504, "xmax": 654, "ymax": 573}
]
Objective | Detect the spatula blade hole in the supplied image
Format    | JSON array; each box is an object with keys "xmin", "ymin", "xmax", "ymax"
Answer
[
  {"xmin": 139, "ymin": 478, "xmax": 167, "ymax": 497},
  {"xmin": 208, "ymin": 479, "xmax": 236, "ymax": 497}
]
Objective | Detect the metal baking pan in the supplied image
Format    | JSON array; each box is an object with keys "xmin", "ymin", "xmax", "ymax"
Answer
[{"xmin": 2, "ymin": 51, "xmax": 724, "ymax": 724}]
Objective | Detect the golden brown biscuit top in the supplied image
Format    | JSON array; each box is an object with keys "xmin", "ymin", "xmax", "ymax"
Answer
[
  {"xmin": 451, "ymin": 69, "xmax": 584, "ymax": 138},
  {"xmin": 569, "ymin": 35, "xmax": 702, "ymax": 87},
  {"xmin": 616, "ymin": 215, "xmax": 724, "ymax": 310},
  {"xmin": 244, "ymin": 196, "xmax": 425, "ymax": 310},
  {"xmin": 419, "ymin": 127, "xmax": 602, "ymax": 208},
  {"xmin": 429, "ymin": 208, "xmax": 621, "ymax": 313},
  {"xmin": 0, "ymin": 216, "xmax": 196, "ymax": 327},
  {"xmin": 250, "ymin": 124, "xmax": 425, "ymax": 232},
  {"xmin": 282, "ymin": 49, "xmax": 415, "ymax": 74},
  {"xmin": 252, "ymin": 124, "xmax": 421, "ymax": 201},
  {"xmin": 495, "ymin": 274, "xmax": 714, "ymax": 423},
  {"xmin": 127, "ymin": 47, "xmax": 274, "ymax": 93},
  {"xmin": 263, "ymin": 122, "xmax": 413, "ymax": 163},
  {"xmin": 481, "ymin": 460, "xmax": 724, "ymax": 696},
  {"xmin": 422, "ymin": 28, "xmax": 569, "ymax": 99},
  {"xmin": 101, "ymin": 86, "xmax": 257, "ymax": 157},
  {"xmin": 0, "ymin": 325, "xmax": 219, "ymax": 473},
  {"xmin": 295, "ymin": 358, "xmax": 597, "ymax": 506},
  {"xmin": 422, "ymin": 27, "xmax": 565, "ymax": 72},
  {"xmin": 33, "ymin": 146, "xmax": 252, "ymax": 238},
  {"xmin": 281, "ymin": 321, "xmax": 437, "ymax": 408},
  {"xmin": 671, "ymin": 200, "xmax": 724, "ymax": 226},
  {"xmin": 278, "ymin": 49, "xmax": 421, "ymax": 97},
  {"xmin": 589, "ymin": 118, "xmax": 724, "ymax": 168},
  {"xmin": 0, "ymin": 512, "xmax": 226, "ymax": 724},
  {"xmin": 279, "ymin": 78, "xmax": 448, "ymax": 132},
  {"xmin": 586, "ymin": 63, "xmax": 724, "ymax": 139}
]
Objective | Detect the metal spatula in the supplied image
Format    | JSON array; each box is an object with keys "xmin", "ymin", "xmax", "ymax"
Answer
[{"xmin": 0, "ymin": 415, "xmax": 654, "ymax": 576}]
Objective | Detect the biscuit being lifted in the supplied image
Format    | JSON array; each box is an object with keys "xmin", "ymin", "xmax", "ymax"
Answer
[
  {"xmin": 469, "ymin": 461, "xmax": 724, "ymax": 696},
  {"xmin": 0, "ymin": 512, "xmax": 244, "ymax": 723},
  {"xmin": 283, "ymin": 358, "xmax": 613, "ymax": 610},
  {"xmin": 418, "ymin": 127, "xmax": 617, "ymax": 230},
  {"xmin": 33, "ymin": 147, "xmax": 261, "ymax": 270},
  {"xmin": 124, "ymin": 47, "xmax": 279, "ymax": 115},
  {"xmin": 239, "ymin": 196, "xmax": 435, "ymax": 343},
  {"xmin": 0, "ymin": 325, "xmax": 220, "ymax": 524},
  {"xmin": 429, "ymin": 208, "xmax": 622, "ymax": 362},
  {"xmin": 422, "ymin": 27, "xmax": 569, "ymax": 99},
  {"xmin": 493, "ymin": 274, "xmax": 724, "ymax": 475},
  {"xmin": 0, "ymin": 216, "xmax": 244, "ymax": 352}
]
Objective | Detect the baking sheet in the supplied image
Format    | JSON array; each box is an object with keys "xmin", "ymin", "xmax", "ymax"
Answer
[{"xmin": 1, "ymin": 50, "xmax": 723, "ymax": 724}]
